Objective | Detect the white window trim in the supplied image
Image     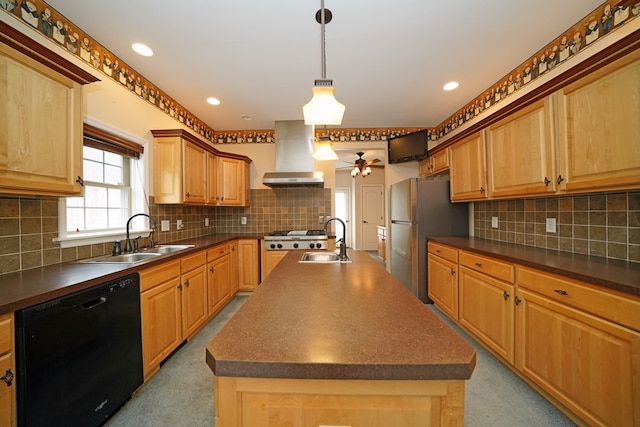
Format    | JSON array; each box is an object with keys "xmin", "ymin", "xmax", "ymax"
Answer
[{"xmin": 55, "ymin": 117, "xmax": 151, "ymax": 249}]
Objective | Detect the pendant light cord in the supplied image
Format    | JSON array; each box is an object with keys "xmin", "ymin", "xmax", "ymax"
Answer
[{"xmin": 320, "ymin": 0, "xmax": 326, "ymax": 79}]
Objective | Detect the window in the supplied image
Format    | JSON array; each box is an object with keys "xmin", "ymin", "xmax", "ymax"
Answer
[
  {"xmin": 66, "ymin": 146, "xmax": 131, "ymax": 233},
  {"xmin": 56, "ymin": 122, "xmax": 147, "ymax": 248}
]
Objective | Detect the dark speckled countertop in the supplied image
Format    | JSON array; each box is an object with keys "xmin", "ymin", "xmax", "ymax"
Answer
[
  {"xmin": 0, "ymin": 234, "xmax": 260, "ymax": 314},
  {"xmin": 206, "ymin": 249, "xmax": 477, "ymax": 381},
  {"xmin": 429, "ymin": 236, "xmax": 640, "ymax": 297}
]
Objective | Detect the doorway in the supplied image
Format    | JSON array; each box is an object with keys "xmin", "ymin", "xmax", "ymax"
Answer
[
  {"xmin": 360, "ymin": 184, "xmax": 384, "ymax": 251},
  {"xmin": 334, "ymin": 187, "xmax": 352, "ymax": 247}
]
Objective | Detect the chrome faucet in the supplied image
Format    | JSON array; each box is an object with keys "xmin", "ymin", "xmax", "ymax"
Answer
[
  {"xmin": 324, "ymin": 217, "xmax": 348, "ymax": 261},
  {"xmin": 124, "ymin": 213, "xmax": 156, "ymax": 253}
]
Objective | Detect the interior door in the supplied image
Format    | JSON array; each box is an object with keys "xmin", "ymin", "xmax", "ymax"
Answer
[
  {"xmin": 361, "ymin": 184, "xmax": 383, "ymax": 251},
  {"xmin": 334, "ymin": 187, "xmax": 352, "ymax": 247}
]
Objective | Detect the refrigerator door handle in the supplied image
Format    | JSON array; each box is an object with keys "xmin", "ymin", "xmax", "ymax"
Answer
[{"xmin": 391, "ymin": 219, "xmax": 418, "ymax": 225}]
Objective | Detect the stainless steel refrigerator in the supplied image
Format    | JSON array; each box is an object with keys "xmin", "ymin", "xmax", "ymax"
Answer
[{"xmin": 390, "ymin": 178, "xmax": 468, "ymax": 303}]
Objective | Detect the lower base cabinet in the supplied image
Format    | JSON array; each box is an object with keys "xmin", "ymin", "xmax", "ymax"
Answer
[
  {"xmin": 261, "ymin": 245, "xmax": 288, "ymax": 281},
  {"xmin": 237, "ymin": 239, "xmax": 259, "ymax": 291},
  {"xmin": 0, "ymin": 313, "xmax": 14, "ymax": 427},
  {"xmin": 140, "ymin": 260, "xmax": 183, "ymax": 381},
  {"xmin": 181, "ymin": 251, "xmax": 208, "ymax": 340},
  {"xmin": 427, "ymin": 251, "xmax": 459, "ymax": 320},
  {"xmin": 208, "ymin": 244, "xmax": 232, "ymax": 317},
  {"xmin": 516, "ymin": 267, "xmax": 640, "ymax": 427},
  {"xmin": 214, "ymin": 376, "xmax": 465, "ymax": 427}
]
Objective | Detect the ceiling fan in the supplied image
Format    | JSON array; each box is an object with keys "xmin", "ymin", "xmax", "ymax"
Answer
[{"xmin": 340, "ymin": 152, "xmax": 381, "ymax": 177}]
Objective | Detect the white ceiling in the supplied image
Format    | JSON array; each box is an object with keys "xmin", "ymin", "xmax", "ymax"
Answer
[{"xmin": 44, "ymin": 0, "xmax": 604, "ymax": 165}]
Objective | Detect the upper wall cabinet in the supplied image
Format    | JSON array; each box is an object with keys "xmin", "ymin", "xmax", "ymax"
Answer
[
  {"xmin": 420, "ymin": 147, "xmax": 449, "ymax": 177},
  {"xmin": 152, "ymin": 129, "xmax": 251, "ymax": 206},
  {"xmin": 449, "ymin": 132, "xmax": 488, "ymax": 202},
  {"xmin": 554, "ymin": 49, "xmax": 640, "ymax": 194},
  {"xmin": 486, "ymin": 97, "xmax": 556, "ymax": 198},
  {"xmin": 0, "ymin": 23, "xmax": 98, "ymax": 197}
]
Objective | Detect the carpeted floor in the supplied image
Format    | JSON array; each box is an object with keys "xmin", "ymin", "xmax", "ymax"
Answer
[{"xmin": 106, "ymin": 294, "xmax": 576, "ymax": 427}]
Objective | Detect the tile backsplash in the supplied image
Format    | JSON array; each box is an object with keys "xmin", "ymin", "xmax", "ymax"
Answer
[
  {"xmin": 474, "ymin": 191, "xmax": 639, "ymax": 263},
  {"xmin": 0, "ymin": 188, "xmax": 331, "ymax": 274}
]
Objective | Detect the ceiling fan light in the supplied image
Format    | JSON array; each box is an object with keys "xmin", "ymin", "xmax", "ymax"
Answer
[
  {"xmin": 313, "ymin": 139, "xmax": 339, "ymax": 160},
  {"xmin": 303, "ymin": 85, "xmax": 345, "ymax": 125}
]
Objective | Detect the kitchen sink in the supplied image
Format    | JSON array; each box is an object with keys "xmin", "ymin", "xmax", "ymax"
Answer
[
  {"xmin": 144, "ymin": 244, "xmax": 195, "ymax": 254},
  {"xmin": 80, "ymin": 252, "xmax": 161, "ymax": 264},
  {"xmin": 298, "ymin": 252, "xmax": 351, "ymax": 263}
]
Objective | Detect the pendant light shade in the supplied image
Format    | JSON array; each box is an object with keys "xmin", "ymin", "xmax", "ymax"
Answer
[
  {"xmin": 303, "ymin": 1, "xmax": 345, "ymax": 126},
  {"xmin": 313, "ymin": 133, "xmax": 339, "ymax": 160},
  {"xmin": 304, "ymin": 81, "xmax": 345, "ymax": 125}
]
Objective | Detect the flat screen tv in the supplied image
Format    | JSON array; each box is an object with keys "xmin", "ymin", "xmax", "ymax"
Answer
[{"xmin": 387, "ymin": 129, "xmax": 428, "ymax": 164}]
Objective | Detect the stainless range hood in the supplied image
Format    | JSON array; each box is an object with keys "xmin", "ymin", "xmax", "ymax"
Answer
[{"xmin": 262, "ymin": 120, "xmax": 324, "ymax": 188}]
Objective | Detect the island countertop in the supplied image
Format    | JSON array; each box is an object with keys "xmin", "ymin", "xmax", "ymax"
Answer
[{"xmin": 206, "ymin": 249, "xmax": 476, "ymax": 381}]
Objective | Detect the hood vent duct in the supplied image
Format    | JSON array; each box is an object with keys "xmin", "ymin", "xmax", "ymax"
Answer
[{"xmin": 262, "ymin": 120, "xmax": 324, "ymax": 188}]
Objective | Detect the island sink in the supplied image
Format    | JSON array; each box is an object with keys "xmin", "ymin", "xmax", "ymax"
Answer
[{"xmin": 299, "ymin": 252, "xmax": 351, "ymax": 263}]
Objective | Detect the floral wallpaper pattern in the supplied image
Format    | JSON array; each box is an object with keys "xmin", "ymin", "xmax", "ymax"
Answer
[{"xmin": 1, "ymin": 1, "xmax": 638, "ymax": 146}]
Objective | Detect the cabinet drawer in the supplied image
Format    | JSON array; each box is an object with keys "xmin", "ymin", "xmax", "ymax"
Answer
[
  {"xmin": 208, "ymin": 244, "xmax": 230, "ymax": 262},
  {"xmin": 517, "ymin": 266, "xmax": 640, "ymax": 332},
  {"xmin": 428, "ymin": 242, "xmax": 458, "ymax": 263},
  {"xmin": 181, "ymin": 250, "xmax": 206, "ymax": 273},
  {"xmin": 459, "ymin": 251, "xmax": 514, "ymax": 283},
  {"xmin": 0, "ymin": 314, "xmax": 12, "ymax": 356},
  {"xmin": 139, "ymin": 260, "xmax": 181, "ymax": 292}
]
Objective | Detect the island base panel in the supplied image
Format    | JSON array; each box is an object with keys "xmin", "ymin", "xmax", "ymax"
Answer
[{"xmin": 214, "ymin": 376, "xmax": 465, "ymax": 427}]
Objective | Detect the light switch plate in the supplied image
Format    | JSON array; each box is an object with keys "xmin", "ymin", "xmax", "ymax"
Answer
[
  {"xmin": 491, "ymin": 216, "xmax": 499, "ymax": 228},
  {"xmin": 204, "ymin": 218, "xmax": 209, "ymax": 227},
  {"xmin": 176, "ymin": 219, "xmax": 183, "ymax": 230},
  {"xmin": 161, "ymin": 220, "xmax": 170, "ymax": 232},
  {"xmin": 546, "ymin": 218, "xmax": 557, "ymax": 233},
  {"xmin": 241, "ymin": 216, "xmax": 247, "ymax": 225}
]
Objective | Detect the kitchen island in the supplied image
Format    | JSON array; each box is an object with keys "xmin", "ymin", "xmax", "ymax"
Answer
[{"xmin": 206, "ymin": 250, "xmax": 476, "ymax": 427}]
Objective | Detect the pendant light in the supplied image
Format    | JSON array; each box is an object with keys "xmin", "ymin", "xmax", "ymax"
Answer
[{"xmin": 303, "ymin": 1, "xmax": 345, "ymax": 126}]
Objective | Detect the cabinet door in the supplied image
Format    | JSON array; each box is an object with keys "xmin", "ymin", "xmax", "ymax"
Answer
[
  {"xmin": 217, "ymin": 157, "xmax": 244, "ymax": 205},
  {"xmin": 0, "ymin": 43, "xmax": 83, "ymax": 196},
  {"xmin": 487, "ymin": 97, "xmax": 556, "ymax": 198},
  {"xmin": 208, "ymin": 253, "xmax": 231, "ymax": 316},
  {"xmin": 0, "ymin": 313, "xmax": 14, "ymax": 427},
  {"xmin": 430, "ymin": 148, "xmax": 449, "ymax": 175},
  {"xmin": 515, "ymin": 288, "xmax": 640, "ymax": 426},
  {"xmin": 554, "ymin": 50, "xmax": 640, "ymax": 193},
  {"xmin": 449, "ymin": 132, "xmax": 488, "ymax": 201},
  {"xmin": 182, "ymin": 141, "xmax": 207, "ymax": 204},
  {"xmin": 140, "ymin": 277, "xmax": 182, "ymax": 380},
  {"xmin": 229, "ymin": 241, "xmax": 239, "ymax": 294},
  {"xmin": 261, "ymin": 249, "xmax": 288, "ymax": 281},
  {"xmin": 459, "ymin": 266, "xmax": 514, "ymax": 363},
  {"xmin": 181, "ymin": 263, "xmax": 208, "ymax": 339},
  {"xmin": 427, "ymin": 253, "xmax": 458, "ymax": 320},
  {"xmin": 207, "ymin": 152, "xmax": 219, "ymax": 204},
  {"xmin": 238, "ymin": 239, "xmax": 259, "ymax": 291}
]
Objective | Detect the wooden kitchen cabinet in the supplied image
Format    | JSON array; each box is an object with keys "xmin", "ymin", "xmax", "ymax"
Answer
[
  {"xmin": 0, "ymin": 36, "xmax": 95, "ymax": 197},
  {"xmin": 153, "ymin": 133, "xmax": 207, "ymax": 204},
  {"xmin": 216, "ymin": 157, "xmax": 246, "ymax": 206},
  {"xmin": 139, "ymin": 260, "xmax": 182, "ymax": 380},
  {"xmin": 180, "ymin": 251, "xmax": 208, "ymax": 340},
  {"xmin": 0, "ymin": 313, "xmax": 15, "ymax": 427},
  {"xmin": 208, "ymin": 244, "xmax": 232, "ymax": 317},
  {"xmin": 152, "ymin": 129, "xmax": 251, "ymax": 206},
  {"xmin": 516, "ymin": 266, "xmax": 640, "ymax": 426},
  {"xmin": 260, "ymin": 243, "xmax": 288, "ymax": 281},
  {"xmin": 554, "ymin": 49, "xmax": 640, "ymax": 194},
  {"xmin": 449, "ymin": 132, "xmax": 488, "ymax": 201},
  {"xmin": 419, "ymin": 147, "xmax": 449, "ymax": 177},
  {"xmin": 458, "ymin": 251, "xmax": 515, "ymax": 364},
  {"xmin": 486, "ymin": 97, "xmax": 557, "ymax": 198},
  {"xmin": 427, "ymin": 242, "xmax": 459, "ymax": 320},
  {"xmin": 237, "ymin": 239, "xmax": 260, "ymax": 291}
]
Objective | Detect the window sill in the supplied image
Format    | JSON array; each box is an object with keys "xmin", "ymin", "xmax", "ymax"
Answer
[{"xmin": 54, "ymin": 229, "xmax": 152, "ymax": 249}]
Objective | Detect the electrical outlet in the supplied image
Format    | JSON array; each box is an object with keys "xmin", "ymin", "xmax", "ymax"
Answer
[
  {"xmin": 318, "ymin": 215, "xmax": 324, "ymax": 224},
  {"xmin": 491, "ymin": 216, "xmax": 499, "ymax": 229},
  {"xmin": 204, "ymin": 218, "xmax": 209, "ymax": 227},
  {"xmin": 546, "ymin": 217, "xmax": 557, "ymax": 233},
  {"xmin": 161, "ymin": 220, "xmax": 170, "ymax": 232},
  {"xmin": 241, "ymin": 216, "xmax": 247, "ymax": 225},
  {"xmin": 176, "ymin": 219, "xmax": 183, "ymax": 230}
]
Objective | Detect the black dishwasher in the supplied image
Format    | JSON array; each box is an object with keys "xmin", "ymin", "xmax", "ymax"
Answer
[{"xmin": 15, "ymin": 273, "xmax": 143, "ymax": 427}]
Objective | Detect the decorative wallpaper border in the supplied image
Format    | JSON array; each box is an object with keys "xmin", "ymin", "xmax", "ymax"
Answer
[{"xmin": 1, "ymin": 1, "xmax": 637, "ymax": 146}]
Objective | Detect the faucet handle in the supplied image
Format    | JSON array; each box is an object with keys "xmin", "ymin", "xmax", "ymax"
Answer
[{"xmin": 133, "ymin": 235, "xmax": 142, "ymax": 252}]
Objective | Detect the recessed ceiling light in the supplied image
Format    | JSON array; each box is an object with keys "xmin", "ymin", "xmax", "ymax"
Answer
[
  {"xmin": 206, "ymin": 97, "xmax": 221, "ymax": 105},
  {"xmin": 443, "ymin": 81, "xmax": 459, "ymax": 91},
  {"xmin": 241, "ymin": 115, "xmax": 252, "ymax": 121},
  {"xmin": 131, "ymin": 43, "xmax": 153, "ymax": 57}
]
